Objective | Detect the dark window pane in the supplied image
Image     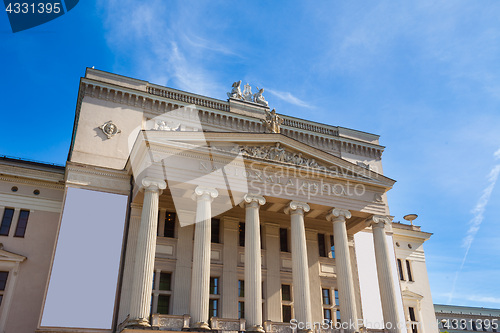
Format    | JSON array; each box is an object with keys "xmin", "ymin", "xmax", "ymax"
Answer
[
  {"xmin": 330, "ymin": 235, "xmax": 335, "ymax": 258},
  {"xmin": 408, "ymin": 307, "xmax": 416, "ymax": 321},
  {"xmin": 280, "ymin": 228, "xmax": 288, "ymax": 252},
  {"xmin": 152, "ymin": 271, "xmax": 156, "ymax": 290},
  {"xmin": 0, "ymin": 271, "xmax": 8, "ymax": 291},
  {"xmin": 211, "ymin": 218, "xmax": 220, "ymax": 243},
  {"xmin": 209, "ymin": 299, "xmax": 218, "ymax": 317},
  {"xmin": 473, "ymin": 321, "xmax": 477, "ymax": 331},
  {"xmin": 336, "ymin": 309, "xmax": 341, "ymax": 323},
  {"xmin": 397, "ymin": 259, "xmax": 405, "ymax": 281},
  {"xmin": 238, "ymin": 301, "xmax": 245, "ymax": 319},
  {"xmin": 239, "ymin": 222, "xmax": 245, "ymax": 247},
  {"xmin": 334, "ymin": 289, "xmax": 339, "ymax": 306},
  {"xmin": 164, "ymin": 212, "xmax": 176, "ymax": 238},
  {"xmin": 0, "ymin": 209, "xmax": 14, "ymax": 236},
  {"xmin": 281, "ymin": 284, "xmax": 291, "ymax": 301},
  {"xmin": 158, "ymin": 295, "xmax": 170, "ymax": 314},
  {"xmin": 0, "ymin": 295, "xmax": 3, "ymax": 306},
  {"xmin": 159, "ymin": 272, "xmax": 171, "ymax": 291},
  {"xmin": 238, "ymin": 280, "xmax": 245, "ymax": 297},
  {"xmin": 14, "ymin": 210, "xmax": 30, "ymax": 237},
  {"xmin": 322, "ymin": 288, "xmax": 331, "ymax": 305},
  {"xmin": 324, "ymin": 308, "xmax": 332, "ymax": 320},
  {"xmin": 318, "ymin": 233, "xmax": 327, "ymax": 257},
  {"xmin": 406, "ymin": 260, "xmax": 413, "ymax": 282},
  {"xmin": 210, "ymin": 277, "xmax": 219, "ymax": 295},
  {"xmin": 282, "ymin": 305, "xmax": 292, "ymax": 323}
]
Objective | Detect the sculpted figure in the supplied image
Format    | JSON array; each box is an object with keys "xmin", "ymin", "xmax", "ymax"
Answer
[
  {"xmin": 253, "ymin": 87, "xmax": 268, "ymax": 106},
  {"xmin": 262, "ymin": 108, "xmax": 283, "ymax": 133},
  {"xmin": 269, "ymin": 142, "xmax": 286, "ymax": 162},
  {"xmin": 242, "ymin": 83, "xmax": 253, "ymax": 102},
  {"xmin": 227, "ymin": 80, "xmax": 243, "ymax": 99}
]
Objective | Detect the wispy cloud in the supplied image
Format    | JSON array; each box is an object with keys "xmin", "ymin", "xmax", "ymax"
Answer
[
  {"xmin": 266, "ymin": 89, "xmax": 313, "ymax": 108},
  {"xmin": 448, "ymin": 148, "xmax": 500, "ymax": 303}
]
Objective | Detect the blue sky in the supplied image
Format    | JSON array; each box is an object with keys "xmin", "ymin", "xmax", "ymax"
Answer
[{"xmin": 1, "ymin": 1, "xmax": 500, "ymax": 308}]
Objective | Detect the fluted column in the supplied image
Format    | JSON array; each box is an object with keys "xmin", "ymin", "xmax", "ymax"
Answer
[
  {"xmin": 326, "ymin": 208, "xmax": 358, "ymax": 333},
  {"xmin": 242, "ymin": 194, "xmax": 266, "ymax": 332},
  {"xmin": 190, "ymin": 186, "xmax": 219, "ymax": 330},
  {"xmin": 285, "ymin": 201, "xmax": 312, "ymax": 330},
  {"xmin": 128, "ymin": 178, "xmax": 166, "ymax": 327},
  {"xmin": 367, "ymin": 215, "xmax": 400, "ymax": 333}
]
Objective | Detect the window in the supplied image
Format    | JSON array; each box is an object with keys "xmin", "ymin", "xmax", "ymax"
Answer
[
  {"xmin": 322, "ymin": 288, "xmax": 331, "ymax": 305},
  {"xmin": 210, "ymin": 277, "xmax": 219, "ymax": 295},
  {"xmin": 0, "ymin": 209, "xmax": 14, "ymax": 236},
  {"xmin": 164, "ymin": 212, "xmax": 176, "ymax": 238},
  {"xmin": 211, "ymin": 218, "xmax": 220, "ymax": 243},
  {"xmin": 280, "ymin": 228, "xmax": 289, "ymax": 252},
  {"xmin": 472, "ymin": 321, "xmax": 477, "ymax": 331},
  {"xmin": 330, "ymin": 235, "xmax": 335, "ymax": 258},
  {"xmin": 157, "ymin": 295, "xmax": 170, "ymax": 314},
  {"xmin": 159, "ymin": 272, "xmax": 171, "ymax": 291},
  {"xmin": 408, "ymin": 307, "xmax": 418, "ymax": 333},
  {"xmin": 336, "ymin": 309, "xmax": 341, "ymax": 323},
  {"xmin": 397, "ymin": 259, "xmax": 405, "ymax": 281},
  {"xmin": 238, "ymin": 280, "xmax": 244, "ymax": 297},
  {"xmin": 238, "ymin": 301, "xmax": 245, "ymax": 319},
  {"xmin": 318, "ymin": 233, "xmax": 327, "ymax": 257},
  {"xmin": 334, "ymin": 289, "xmax": 339, "ymax": 306},
  {"xmin": 239, "ymin": 222, "xmax": 245, "ymax": 246},
  {"xmin": 14, "ymin": 210, "xmax": 29, "ymax": 237},
  {"xmin": 406, "ymin": 260, "xmax": 413, "ymax": 282},
  {"xmin": 0, "ymin": 271, "xmax": 8, "ymax": 306},
  {"xmin": 281, "ymin": 284, "xmax": 291, "ymax": 301},
  {"xmin": 208, "ymin": 299, "xmax": 219, "ymax": 317},
  {"xmin": 324, "ymin": 308, "xmax": 332, "ymax": 320},
  {"xmin": 282, "ymin": 305, "xmax": 292, "ymax": 323}
]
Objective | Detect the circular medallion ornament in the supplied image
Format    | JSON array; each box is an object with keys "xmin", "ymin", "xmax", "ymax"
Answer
[{"xmin": 99, "ymin": 121, "xmax": 121, "ymax": 139}]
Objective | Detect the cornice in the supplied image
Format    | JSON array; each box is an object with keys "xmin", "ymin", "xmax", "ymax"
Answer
[{"xmin": 65, "ymin": 162, "xmax": 131, "ymax": 195}]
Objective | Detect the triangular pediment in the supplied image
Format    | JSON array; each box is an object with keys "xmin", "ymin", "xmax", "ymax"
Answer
[
  {"xmin": 0, "ymin": 245, "xmax": 26, "ymax": 263},
  {"xmin": 402, "ymin": 288, "xmax": 424, "ymax": 300},
  {"xmin": 140, "ymin": 131, "xmax": 395, "ymax": 190}
]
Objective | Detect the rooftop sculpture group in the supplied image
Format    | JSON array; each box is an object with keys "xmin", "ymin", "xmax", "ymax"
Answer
[{"xmin": 227, "ymin": 80, "xmax": 268, "ymax": 107}]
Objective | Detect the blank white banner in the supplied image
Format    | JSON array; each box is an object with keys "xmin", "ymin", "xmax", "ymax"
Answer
[{"xmin": 41, "ymin": 187, "xmax": 128, "ymax": 329}]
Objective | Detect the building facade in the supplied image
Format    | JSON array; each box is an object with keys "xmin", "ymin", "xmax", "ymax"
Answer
[
  {"xmin": 435, "ymin": 304, "xmax": 500, "ymax": 333},
  {"xmin": 0, "ymin": 69, "xmax": 438, "ymax": 333}
]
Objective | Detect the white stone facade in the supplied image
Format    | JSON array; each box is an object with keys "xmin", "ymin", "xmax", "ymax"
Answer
[{"xmin": 0, "ymin": 69, "xmax": 439, "ymax": 333}]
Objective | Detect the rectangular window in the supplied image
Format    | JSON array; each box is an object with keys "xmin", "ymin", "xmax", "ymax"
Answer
[
  {"xmin": 280, "ymin": 228, "xmax": 289, "ymax": 252},
  {"xmin": 406, "ymin": 260, "xmax": 413, "ymax": 282},
  {"xmin": 157, "ymin": 295, "xmax": 170, "ymax": 314},
  {"xmin": 211, "ymin": 218, "xmax": 220, "ymax": 243},
  {"xmin": 318, "ymin": 233, "xmax": 327, "ymax": 257},
  {"xmin": 14, "ymin": 210, "xmax": 30, "ymax": 237},
  {"xmin": 238, "ymin": 301, "xmax": 245, "ymax": 319},
  {"xmin": 324, "ymin": 308, "xmax": 332, "ymax": 320},
  {"xmin": 210, "ymin": 277, "xmax": 219, "ymax": 295},
  {"xmin": 238, "ymin": 280, "xmax": 245, "ymax": 297},
  {"xmin": 334, "ymin": 289, "xmax": 339, "ymax": 306},
  {"xmin": 152, "ymin": 271, "xmax": 156, "ymax": 290},
  {"xmin": 409, "ymin": 307, "xmax": 418, "ymax": 333},
  {"xmin": 239, "ymin": 222, "xmax": 245, "ymax": 247},
  {"xmin": 0, "ymin": 208, "xmax": 14, "ymax": 236},
  {"xmin": 0, "ymin": 271, "xmax": 8, "ymax": 307},
  {"xmin": 159, "ymin": 272, "xmax": 171, "ymax": 291},
  {"xmin": 330, "ymin": 235, "xmax": 335, "ymax": 258},
  {"xmin": 397, "ymin": 259, "xmax": 405, "ymax": 281},
  {"xmin": 281, "ymin": 284, "xmax": 291, "ymax": 301},
  {"xmin": 164, "ymin": 212, "xmax": 176, "ymax": 238},
  {"xmin": 473, "ymin": 321, "xmax": 478, "ymax": 331},
  {"xmin": 209, "ymin": 299, "xmax": 219, "ymax": 318},
  {"xmin": 282, "ymin": 304, "xmax": 292, "ymax": 323},
  {"xmin": 336, "ymin": 309, "xmax": 341, "ymax": 323},
  {"xmin": 322, "ymin": 288, "xmax": 331, "ymax": 305}
]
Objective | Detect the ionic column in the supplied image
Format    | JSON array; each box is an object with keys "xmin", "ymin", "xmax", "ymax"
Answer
[
  {"xmin": 242, "ymin": 194, "xmax": 266, "ymax": 332},
  {"xmin": 366, "ymin": 215, "xmax": 400, "ymax": 333},
  {"xmin": 190, "ymin": 186, "xmax": 219, "ymax": 330},
  {"xmin": 128, "ymin": 178, "xmax": 166, "ymax": 327},
  {"xmin": 326, "ymin": 208, "xmax": 358, "ymax": 333},
  {"xmin": 285, "ymin": 201, "xmax": 312, "ymax": 330}
]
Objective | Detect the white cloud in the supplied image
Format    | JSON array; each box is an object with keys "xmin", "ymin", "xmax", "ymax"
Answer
[{"xmin": 266, "ymin": 89, "xmax": 313, "ymax": 108}]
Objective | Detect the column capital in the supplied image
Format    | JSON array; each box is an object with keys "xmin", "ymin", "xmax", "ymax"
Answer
[
  {"xmin": 366, "ymin": 215, "xmax": 392, "ymax": 229},
  {"xmin": 192, "ymin": 186, "xmax": 219, "ymax": 201},
  {"xmin": 326, "ymin": 208, "xmax": 352, "ymax": 222},
  {"xmin": 242, "ymin": 194, "xmax": 266, "ymax": 207},
  {"xmin": 141, "ymin": 177, "xmax": 167, "ymax": 192},
  {"xmin": 284, "ymin": 201, "xmax": 310, "ymax": 215}
]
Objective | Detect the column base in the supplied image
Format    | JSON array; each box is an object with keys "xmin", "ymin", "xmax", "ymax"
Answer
[
  {"xmin": 124, "ymin": 317, "xmax": 151, "ymax": 329},
  {"xmin": 247, "ymin": 325, "xmax": 265, "ymax": 333},
  {"xmin": 190, "ymin": 321, "xmax": 211, "ymax": 331}
]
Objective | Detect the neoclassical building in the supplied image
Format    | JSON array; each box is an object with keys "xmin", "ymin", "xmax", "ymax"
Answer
[{"xmin": 0, "ymin": 69, "xmax": 438, "ymax": 333}]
